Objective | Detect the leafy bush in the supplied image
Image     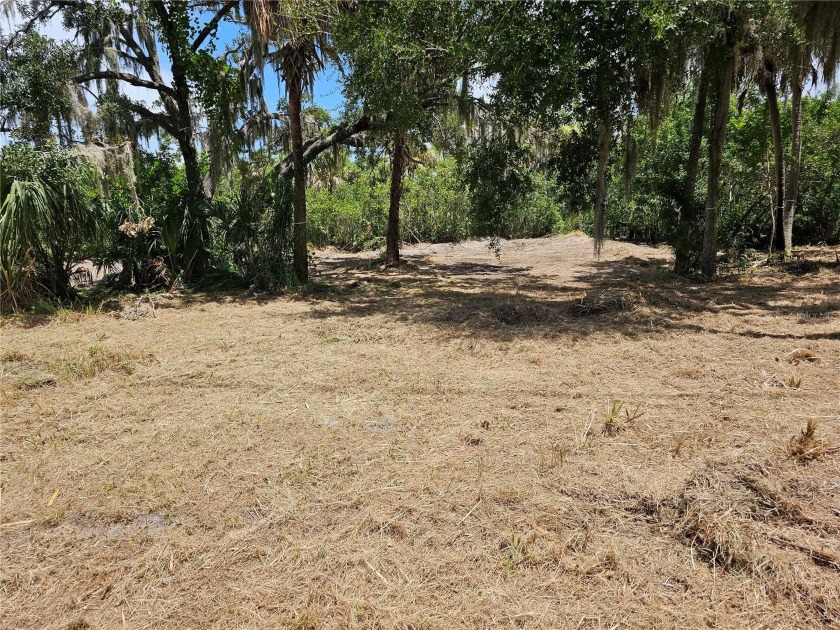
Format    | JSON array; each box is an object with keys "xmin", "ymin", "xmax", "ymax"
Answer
[
  {"xmin": 462, "ymin": 138, "xmax": 562, "ymax": 239},
  {"xmin": 307, "ymin": 154, "xmax": 471, "ymax": 250},
  {"xmin": 0, "ymin": 143, "xmax": 102, "ymax": 310},
  {"xmin": 401, "ymin": 155, "xmax": 471, "ymax": 243},
  {"xmin": 606, "ymin": 88, "xmax": 840, "ymax": 259},
  {"xmin": 210, "ymin": 173, "xmax": 295, "ymax": 291}
]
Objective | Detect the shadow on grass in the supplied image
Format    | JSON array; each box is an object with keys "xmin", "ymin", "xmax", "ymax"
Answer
[
  {"xmin": 6, "ymin": 247, "xmax": 836, "ymax": 342},
  {"xmin": 301, "ymin": 252, "xmax": 840, "ymax": 342}
]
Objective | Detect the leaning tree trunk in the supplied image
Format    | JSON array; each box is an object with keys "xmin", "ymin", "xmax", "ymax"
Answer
[
  {"xmin": 701, "ymin": 49, "xmax": 736, "ymax": 278},
  {"xmin": 288, "ymin": 74, "xmax": 308, "ymax": 285},
  {"xmin": 783, "ymin": 48, "xmax": 804, "ymax": 261},
  {"xmin": 386, "ymin": 129, "xmax": 405, "ymax": 266},
  {"xmin": 764, "ymin": 68, "xmax": 786, "ymax": 255},
  {"xmin": 674, "ymin": 63, "xmax": 709, "ymax": 274},
  {"xmin": 593, "ymin": 117, "xmax": 611, "ymax": 257}
]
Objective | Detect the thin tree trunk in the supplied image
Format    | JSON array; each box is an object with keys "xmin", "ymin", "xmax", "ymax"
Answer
[
  {"xmin": 783, "ymin": 47, "xmax": 804, "ymax": 260},
  {"xmin": 764, "ymin": 66, "xmax": 785, "ymax": 254},
  {"xmin": 386, "ymin": 129, "xmax": 405, "ymax": 266},
  {"xmin": 593, "ymin": 117, "xmax": 611, "ymax": 257},
  {"xmin": 289, "ymin": 75, "xmax": 308, "ymax": 285},
  {"xmin": 674, "ymin": 63, "xmax": 709, "ymax": 274},
  {"xmin": 701, "ymin": 49, "xmax": 736, "ymax": 278}
]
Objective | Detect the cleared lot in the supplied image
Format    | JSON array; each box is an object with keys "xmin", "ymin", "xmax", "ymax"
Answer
[{"xmin": 2, "ymin": 236, "xmax": 839, "ymax": 628}]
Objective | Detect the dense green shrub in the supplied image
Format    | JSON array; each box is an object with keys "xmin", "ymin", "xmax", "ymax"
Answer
[
  {"xmin": 605, "ymin": 88, "xmax": 840, "ymax": 254},
  {"xmin": 0, "ymin": 142, "xmax": 102, "ymax": 309}
]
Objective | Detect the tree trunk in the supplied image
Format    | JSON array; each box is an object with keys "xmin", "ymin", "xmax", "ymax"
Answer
[
  {"xmin": 783, "ymin": 47, "xmax": 804, "ymax": 260},
  {"xmin": 701, "ymin": 49, "xmax": 736, "ymax": 278},
  {"xmin": 289, "ymin": 74, "xmax": 308, "ymax": 285},
  {"xmin": 179, "ymin": 136, "xmax": 203, "ymax": 212},
  {"xmin": 593, "ymin": 117, "xmax": 611, "ymax": 257},
  {"xmin": 674, "ymin": 64, "xmax": 709, "ymax": 274},
  {"xmin": 764, "ymin": 67, "xmax": 785, "ymax": 254},
  {"xmin": 386, "ymin": 130, "xmax": 405, "ymax": 266}
]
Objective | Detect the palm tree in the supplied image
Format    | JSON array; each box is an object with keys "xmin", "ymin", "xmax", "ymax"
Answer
[
  {"xmin": 245, "ymin": 0, "xmax": 341, "ymax": 284},
  {"xmin": 757, "ymin": 54, "xmax": 786, "ymax": 254},
  {"xmin": 782, "ymin": 2, "xmax": 840, "ymax": 259},
  {"xmin": 701, "ymin": 15, "xmax": 739, "ymax": 278},
  {"xmin": 673, "ymin": 60, "xmax": 709, "ymax": 274}
]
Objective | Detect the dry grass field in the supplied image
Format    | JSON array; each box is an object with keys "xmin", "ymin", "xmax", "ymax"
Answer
[{"xmin": 2, "ymin": 235, "xmax": 839, "ymax": 629}]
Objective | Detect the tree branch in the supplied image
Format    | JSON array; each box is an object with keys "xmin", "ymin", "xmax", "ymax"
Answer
[
  {"xmin": 239, "ymin": 112, "xmax": 287, "ymax": 138},
  {"xmin": 122, "ymin": 102, "xmax": 178, "ymax": 136},
  {"xmin": 74, "ymin": 71, "xmax": 177, "ymax": 98},
  {"xmin": 4, "ymin": 1, "xmax": 85, "ymax": 49},
  {"xmin": 114, "ymin": 49, "xmax": 149, "ymax": 71},
  {"xmin": 273, "ymin": 115, "xmax": 374, "ymax": 179},
  {"xmin": 118, "ymin": 24, "xmax": 155, "ymax": 72},
  {"xmin": 191, "ymin": 0, "xmax": 238, "ymax": 52}
]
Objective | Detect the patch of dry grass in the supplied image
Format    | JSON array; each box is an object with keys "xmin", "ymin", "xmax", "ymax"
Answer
[
  {"xmin": 1, "ymin": 237, "xmax": 839, "ymax": 629},
  {"xmin": 660, "ymin": 461, "xmax": 840, "ymax": 622},
  {"xmin": 569, "ymin": 289, "xmax": 640, "ymax": 317}
]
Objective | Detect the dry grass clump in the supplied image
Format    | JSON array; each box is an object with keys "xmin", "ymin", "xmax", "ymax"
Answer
[
  {"xmin": 762, "ymin": 370, "xmax": 803, "ymax": 389},
  {"xmin": 490, "ymin": 299, "xmax": 555, "ymax": 325},
  {"xmin": 117, "ymin": 294, "xmax": 158, "ymax": 320},
  {"xmin": 787, "ymin": 348, "xmax": 820, "ymax": 364},
  {"xmin": 1, "ymin": 345, "xmax": 152, "ymax": 386},
  {"xmin": 659, "ymin": 461, "xmax": 840, "ymax": 621},
  {"xmin": 787, "ymin": 419, "xmax": 838, "ymax": 463},
  {"xmin": 569, "ymin": 289, "xmax": 640, "ymax": 317},
  {"xmin": 1, "ymin": 349, "xmax": 30, "ymax": 364},
  {"xmin": 48, "ymin": 345, "xmax": 151, "ymax": 379},
  {"xmin": 799, "ymin": 296, "xmax": 840, "ymax": 319},
  {"xmin": 667, "ymin": 467, "xmax": 771, "ymax": 573}
]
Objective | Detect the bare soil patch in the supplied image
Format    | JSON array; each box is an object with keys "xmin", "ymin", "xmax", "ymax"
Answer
[{"xmin": 2, "ymin": 236, "xmax": 839, "ymax": 628}]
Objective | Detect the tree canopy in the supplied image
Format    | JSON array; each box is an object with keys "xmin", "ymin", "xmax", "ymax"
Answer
[{"xmin": 1, "ymin": 0, "xmax": 838, "ymax": 309}]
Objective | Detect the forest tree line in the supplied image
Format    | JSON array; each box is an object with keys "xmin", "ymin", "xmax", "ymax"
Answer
[{"xmin": 1, "ymin": 0, "xmax": 838, "ymax": 310}]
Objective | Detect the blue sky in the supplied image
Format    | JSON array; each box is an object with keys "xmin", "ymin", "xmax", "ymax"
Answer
[{"xmin": 212, "ymin": 19, "xmax": 347, "ymax": 117}]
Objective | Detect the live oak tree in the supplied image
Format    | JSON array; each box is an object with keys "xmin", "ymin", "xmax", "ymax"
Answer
[
  {"xmin": 0, "ymin": 31, "xmax": 81, "ymax": 143},
  {"xmin": 478, "ymin": 1, "xmax": 679, "ymax": 255},
  {"xmin": 336, "ymin": 0, "xmax": 477, "ymax": 266}
]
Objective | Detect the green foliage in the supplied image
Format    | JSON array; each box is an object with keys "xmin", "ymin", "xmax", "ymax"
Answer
[
  {"xmin": 3, "ymin": 0, "xmax": 838, "ymax": 291},
  {"xmin": 0, "ymin": 143, "xmax": 102, "ymax": 308},
  {"xmin": 796, "ymin": 90, "xmax": 840, "ymax": 244},
  {"xmin": 401, "ymin": 155, "xmax": 471, "ymax": 243},
  {"xmin": 336, "ymin": 0, "xmax": 474, "ymax": 132},
  {"xmin": 307, "ymin": 152, "xmax": 473, "ymax": 250},
  {"xmin": 307, "ymin": 159, "xmax": 389, "ymax": 250},
  {"xmin": 607, "ymin": 86, "xmax": 840, "ymax": 254},
  {"xmin": 305, "ymin": 143, "xmax": 569, "ymax": 251},
  {"xmin": 461, "ymin": 137, "xmax": 561, "ymax": 239},
  {"xmin": 0, "ymin": 32, "xmax": 80, "ymax": 143},
  {"xmin": 210, "ymin": 172, "xmax": 296, "ymax": 291},
  {"xmin": 546, "ymin": 127, "xmax": 598, "ymax": 225}
]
